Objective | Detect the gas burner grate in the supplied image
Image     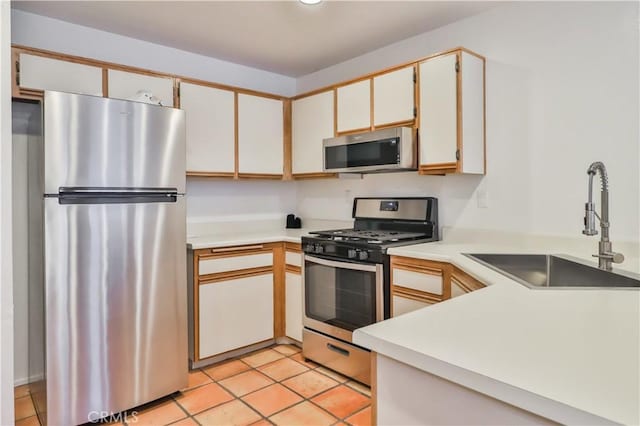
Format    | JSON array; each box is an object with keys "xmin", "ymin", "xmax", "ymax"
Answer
[{"xmin": 311, "ymin": 228, "xmax": 428, "ymax": 243}]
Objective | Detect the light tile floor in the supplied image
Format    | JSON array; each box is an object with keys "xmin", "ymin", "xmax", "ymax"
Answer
[{"xmin": 14, "ymin": 344, "xmax": 371, "ymax": 425}]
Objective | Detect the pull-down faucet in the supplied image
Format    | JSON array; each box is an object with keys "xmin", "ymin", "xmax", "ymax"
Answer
[{"xmin": 582, "ymin": 161, "xmax": 624, "ymax": 270}]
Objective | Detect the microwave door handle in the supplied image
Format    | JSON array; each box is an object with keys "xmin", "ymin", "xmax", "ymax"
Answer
[{"xmin": 304, "ymin": 255, "xmax": 378, "ymax": 273}]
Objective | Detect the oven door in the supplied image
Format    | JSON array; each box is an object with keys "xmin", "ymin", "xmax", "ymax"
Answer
[{"xmin": 303, "ymin": 254, "xmax": 383, "ymax": 343}]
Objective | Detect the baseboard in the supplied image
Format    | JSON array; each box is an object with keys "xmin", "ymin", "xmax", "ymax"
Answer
[{"xmin": 14, "ymin": 373, "xmax": 44, "ymax": 387}]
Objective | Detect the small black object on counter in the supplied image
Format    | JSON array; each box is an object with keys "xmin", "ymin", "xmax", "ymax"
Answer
[{"xmin": 286, "ymin": 214, "xmax": 302, "ymax": 229}]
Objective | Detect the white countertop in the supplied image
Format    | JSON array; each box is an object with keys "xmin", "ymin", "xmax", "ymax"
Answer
[
  {"xmin": 186, "ymin": 219, "xmax": 351, "ymax": 249},
  {"xmin": 354, "ymin": 238, "xmax": 640, "ymax": 425},
  {"xmin": 188, "ymin": 229, "xmax": 309, "ymax": 249}
]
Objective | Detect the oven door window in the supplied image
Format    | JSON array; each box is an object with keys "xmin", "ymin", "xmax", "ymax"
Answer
[
  {"xmin": 325, "ymin": 138, "xmax": 400, "ymax": 169},
  {"xmin": 304, "ymin": 260, "xmax": 377, "ymax": 331}
]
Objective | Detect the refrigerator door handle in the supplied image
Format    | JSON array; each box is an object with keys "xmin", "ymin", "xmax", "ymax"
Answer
[
  {"xmin": 58, "ymin": 187, "xmax": 179, "ymax": 195},
  {"xmin": 55, "ymin": 187, "xmax": 180, "ymax": 205}
]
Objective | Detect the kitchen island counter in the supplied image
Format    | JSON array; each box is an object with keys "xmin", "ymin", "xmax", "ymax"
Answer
[{"xmin": 354, "ymin": 232, "xmax": 640, "ymax": 425}]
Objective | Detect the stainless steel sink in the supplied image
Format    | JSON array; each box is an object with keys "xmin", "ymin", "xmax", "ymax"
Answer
[{"xmin": 464, "ymin": 254, "xmax": 640, "ymax": 289}]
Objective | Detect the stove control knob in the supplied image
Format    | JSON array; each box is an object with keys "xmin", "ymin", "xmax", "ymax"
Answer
[
  {"xmin": 348, "ymin": 249, "xmax": 357, "ymax": 259},
  {"xmin": 304, "ymin": 244, "xmax": 315, "ymax": 253},
  {"xmin": 358, "ymin": 250, "xmax": 369, "ymax": 260},
  {"xmin": 314, "ymin": 244, "xmax": 324, "ymax": 254}
]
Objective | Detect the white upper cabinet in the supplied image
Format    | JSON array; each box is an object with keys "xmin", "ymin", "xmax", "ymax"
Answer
[
  {"xmin": 336, "ymin": 79, "xmax": 371, "ymax": 133},
  {"xmin": 107, "ymin": 69, "xmax": 175, "ymax": 107},
  {"xmin": 180, "ymin": 82, "xmax": 235, "ymax": 174},
  {"xmin": 418, "ymin": 50, "xmax": 485, "ymax": 174},
  {"xmin": 459, "ymin": 52, "xmax": 485, "ymax": 174},
  {"xmin": 19, "ymin": 53, "xmax": 103, "ymax": 96},
  {"xmin": 373, "ymin": 66, "xmax": 415, "ymax": 127},
  {"xmin": 292, "ymin": 90, "xmax": 334, "ymax": 175},
  {"xmin": 419, "ymin": 53, "xmax": 458, "ymax": 168},
  {"xmin": 237, "ymin": 94, "xmax": 284, "ymax": 175}
]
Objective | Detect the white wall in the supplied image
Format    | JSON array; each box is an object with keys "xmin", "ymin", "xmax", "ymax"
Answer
[
  {"xmin": 0, "ymin": 1, "xmax": 15, "ymax": 423},
  {"xmin": 186, "ymin": 179, "xmax": 297, "ymax": 229},
  {"xmin": 11, "ymin": 112, "xmax": 29, "ymax": 387},
  {"xmin": 296, "ymin": 2, "xmax": 639, "ymax": 243},
  {"xmin": 11, "ymin": 9, "xmax": 296, "ymax": 97}
]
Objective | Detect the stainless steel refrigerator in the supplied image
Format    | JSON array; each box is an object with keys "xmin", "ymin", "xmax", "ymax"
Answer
[{"xmin": 40, "ymin": 91, "xmax": 187, "ymax": 425}]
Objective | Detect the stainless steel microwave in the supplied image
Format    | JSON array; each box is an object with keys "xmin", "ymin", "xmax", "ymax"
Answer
[{"xmin": 322, "ymin": 126, "xmax": 417, "ymax": 173}]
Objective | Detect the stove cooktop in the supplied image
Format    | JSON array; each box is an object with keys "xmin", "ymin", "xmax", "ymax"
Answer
[{"xmin": 310, "ymin": 228, "xmax": 429, "ymax": 244}]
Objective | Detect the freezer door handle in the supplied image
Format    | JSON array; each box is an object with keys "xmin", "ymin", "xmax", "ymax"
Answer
[{"xmin": 55, "ymin": 187, "xmax": 179, "ymax": 205}]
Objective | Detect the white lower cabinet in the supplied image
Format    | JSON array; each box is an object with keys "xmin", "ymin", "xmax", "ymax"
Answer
[
  {"xmin": 285, "ymin": 272, "xmax": 303, "ymax": 342},
  {"xmin": 199, "ymin": 273, "xmax": 274, "ymax": 359}
]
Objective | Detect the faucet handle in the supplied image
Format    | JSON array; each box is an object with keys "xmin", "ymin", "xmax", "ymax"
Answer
[{"xmin": 592, "ymin": 252, "xmax": 625, "ymax": 264}]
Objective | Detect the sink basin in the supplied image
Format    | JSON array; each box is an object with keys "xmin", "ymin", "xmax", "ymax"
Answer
[{"xmin": 464, "ymin": 254, "xmax": 640, "ymax": 289}]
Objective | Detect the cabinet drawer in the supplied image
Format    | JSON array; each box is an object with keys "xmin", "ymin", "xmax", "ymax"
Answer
[
  {"xmin": 199, "ymin": 252, "xmax": 273, "ymax": 275},
  {"xmin": 392, "ymin": 268, "xmax": 443, "ymax": 295},
  {"xmin": 285, "ymin": 251, "xmax": 302, "ymax": 268},
  {"xmin": 392, "ymin": 294, "xmax": 435, "ymax": 317}
]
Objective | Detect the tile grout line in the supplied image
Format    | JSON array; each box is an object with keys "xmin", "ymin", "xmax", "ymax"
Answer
[{"xmin": 171, "ymin": 390, "xmax": 198, "ymax": 425}]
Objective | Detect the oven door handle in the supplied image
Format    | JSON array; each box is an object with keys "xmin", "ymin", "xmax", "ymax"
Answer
[{"xmin": 304, "ymin": 255, "xmax": 378, "ymax": 272}]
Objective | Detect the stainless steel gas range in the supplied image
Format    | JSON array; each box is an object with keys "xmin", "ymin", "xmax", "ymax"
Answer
[{"xmin": 301, "ymin": 197, "xmax": 439, "ymax": 385}]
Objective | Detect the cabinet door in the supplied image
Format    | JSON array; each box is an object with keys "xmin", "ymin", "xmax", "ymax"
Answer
[
  {"xmin": 108, "ymin": 69, "xmax": 174, "ymax": 107},
  {"xmin": 292, "ymin": 91, "xmax": 334, "ymax": 175},
  {"xmin": 336, "ymin": 80, "xmax": 371, "ymax": 133},
  {"xmin": 373, "ymin": 66, "xmax": 415, "ymax": 127},
  {"xmin": 460, "ymin": 51, "xmax": 485, "ymax": 174},
  {"xmin": 180, "ymin": 82, "xmax": 235, "ymax": 174},
  {"xmin": 19, "ymin": 53, "xmax": 103, "ymax": 96},
  {"xmin": 392, "ymin": 294, "xmax": 434, "ymax": 317},
  {"xmin": 419, "ymin": 53, "xmax": 458, "ymax": 167},
  {"xmin": 285, "ymin": 272, "xmax": 303, "ymax": 342},
  {"xmin": 237, "ymin": 94, "xmax": 284, "ymax": 175},
  {"xmin": 199, "ymin": 273, "xmax": 274, "ymax": 359}
]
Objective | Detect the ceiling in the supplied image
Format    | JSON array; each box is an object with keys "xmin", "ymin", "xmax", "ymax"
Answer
[{"xmin": 12, "ymin": 1, "xmax": 500, "ymax": 77}]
